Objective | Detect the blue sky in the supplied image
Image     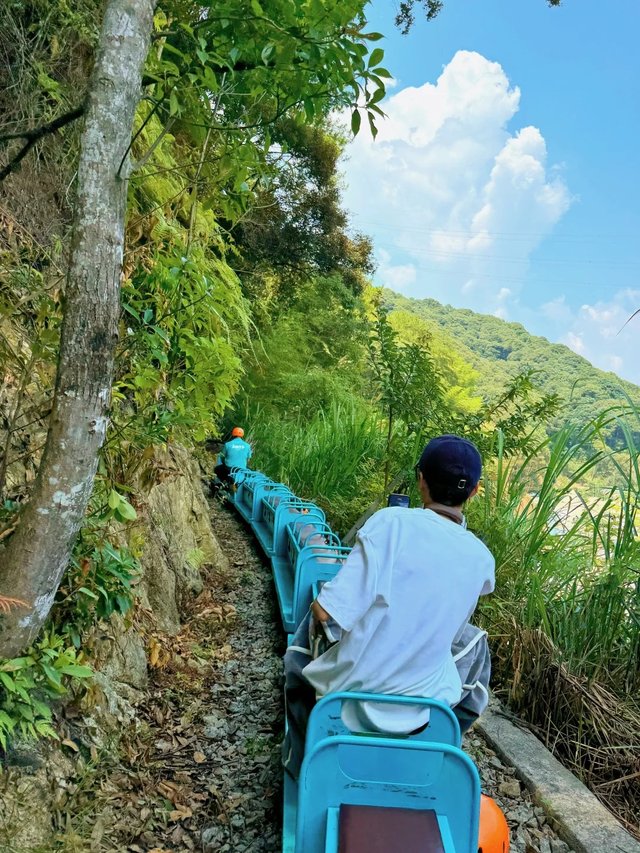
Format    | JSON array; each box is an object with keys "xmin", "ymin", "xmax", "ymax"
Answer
[{"xmin": 341, "ymin": 0, "xmax": 640, "ymax": 383}]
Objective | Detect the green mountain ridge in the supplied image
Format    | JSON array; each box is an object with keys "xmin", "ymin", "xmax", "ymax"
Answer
[{"xmin": 383, "ymin": 289, "xmax": 640, "ymax": 444}]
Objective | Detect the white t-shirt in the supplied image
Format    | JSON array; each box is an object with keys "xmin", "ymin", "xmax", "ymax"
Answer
[{"xmin": 302, "ymin": 506, "xmax": 495, "ymax": 731}]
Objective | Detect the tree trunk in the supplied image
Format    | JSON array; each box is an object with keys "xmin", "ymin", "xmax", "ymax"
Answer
[{"xmin": 0, "ymin": 0, "xmax": 156, "ymax": 657}]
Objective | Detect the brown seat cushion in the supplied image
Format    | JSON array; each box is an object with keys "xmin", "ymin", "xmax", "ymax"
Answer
[{"xmin": 339, "ymin": 804, "xmax": 445, "ymax": 853}]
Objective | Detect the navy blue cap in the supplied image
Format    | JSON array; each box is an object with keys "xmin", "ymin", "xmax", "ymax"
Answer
[{"xmin": 418, "ymin": 434, "xmax": 482, "ymax": 503}]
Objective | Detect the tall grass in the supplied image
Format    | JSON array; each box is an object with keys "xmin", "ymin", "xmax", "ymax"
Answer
[
  {"xmin": 472, "ymin": 418, "xmax": 639, "ymax": 693},
  {"xmin": 245, "ymin": 401, "xmax": 391, "ymax": 532},
  {"xmin": 471, "ymin": 414, "xmax": 640, "ymax": 833}
]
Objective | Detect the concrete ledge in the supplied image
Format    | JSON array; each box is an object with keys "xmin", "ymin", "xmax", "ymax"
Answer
[{"xmin": 476, "ymin": 704, "xmax": 640, "ymax": 853}]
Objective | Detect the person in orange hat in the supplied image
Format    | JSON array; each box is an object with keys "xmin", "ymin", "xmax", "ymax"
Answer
[{"xmin": 213, "ymin": 426, "xmax": 252, "ymax": 491}]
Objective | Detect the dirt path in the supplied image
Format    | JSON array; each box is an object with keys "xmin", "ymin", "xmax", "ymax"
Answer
[{"xmin": 195, "ymin": 501, "xmax": 285, "ymax": 852}]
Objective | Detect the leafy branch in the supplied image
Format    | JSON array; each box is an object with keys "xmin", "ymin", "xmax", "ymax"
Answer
[{"xmin": 0, "ymin": 102, "xmax": 87, "ymax": 183}]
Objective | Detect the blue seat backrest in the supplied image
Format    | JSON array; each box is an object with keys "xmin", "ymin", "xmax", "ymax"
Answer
[
  {"xmin": 262, "ymin": 492, "xmax": 295, "ymax": 531},
  {"xmin": 252, "ymin": 482, "xmax": 291, "ymax": 521},
  {"xmin": 292, "ymin": 546, "xmax": 351, "ymax": 628},
  {"xmin": 259, "ymin": 497, "xmax": 325, "ymax": 559},
  {"xmin": 239, "ymin": 472, "xmax": 270, "ymax": 510},
  {"xmin": 286, "ymin": 519, "xmax": 335, "ymax": 566},
  {"xmin": 270, "ymin": 501, "xmax": 325, "ymax": 557},
  {"xmin": 227, "ymin": 466, "xmax": 248, "ymax": 482},
  {"xmin": 305, "ymin": 692, "xmax": 461, "ymax": 751},
  {"xmin": 296, "ymin": 736, "xmax": 480, "ymax": 853}
]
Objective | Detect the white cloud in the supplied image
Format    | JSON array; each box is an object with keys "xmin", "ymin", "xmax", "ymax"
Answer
[
  {"xmin": 341, "ymin": 51, "xmax": 640, "ymax": 385},
  {"xmin": 551, "ymin": 289, "xmax": 640, "ymax": 383},
  {"xmin": 541, "ymin": 296, "xmax": 573, "ymax": 324},
  {"xmin": 609, "ymin": 355, "xmax": 624, "ymax": 372},
  {"xmin": 377, "ymin": 249, "xmax": 416, "ymax": 291},
  {"xmin": 565, "ymin": 331, "xmax": 586, "ymax": 355},
  {"xmin": 342, "ymin": 50, "xmax": 572, "ymax": 316}
]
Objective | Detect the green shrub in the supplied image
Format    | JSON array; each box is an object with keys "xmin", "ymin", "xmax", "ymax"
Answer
[
  {"xmin": 55, "ymin": 537, "xmax": 140, "ymax": 647},
  {"xmin": 0, "ymin": 630, "xmax": 92, "ymax": 750}
]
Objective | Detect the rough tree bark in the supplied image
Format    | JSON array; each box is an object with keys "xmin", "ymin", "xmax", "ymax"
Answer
[{"xmin": 0, "ymin": 0, "xmax": 156, "ymax": 657}]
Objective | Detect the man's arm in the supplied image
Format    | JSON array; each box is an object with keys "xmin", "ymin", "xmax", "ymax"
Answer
[
  {"xmin": 311, "ymin": 598, "xmax": 332, "ymax": 624},
  {"xmin": 309, "ymin": 532, "xmax": 381, "ymax": 632}
]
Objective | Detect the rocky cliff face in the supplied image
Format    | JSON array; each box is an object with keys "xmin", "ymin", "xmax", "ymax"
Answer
[
  {"xmin": 137, "ymin": 444, "xmax": 228, "ymax": 634},
  {"xmin": 0, "ymin": 444, "xmax": 226, "ymax": 851}
]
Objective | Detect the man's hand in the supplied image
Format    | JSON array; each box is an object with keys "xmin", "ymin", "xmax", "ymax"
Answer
[{"xmin": 311, "ymin": 599, "xmax": 331, "ymax": 624}]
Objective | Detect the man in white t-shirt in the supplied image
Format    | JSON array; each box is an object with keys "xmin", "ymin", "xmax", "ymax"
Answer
[{"xmin": 282, "ymin": 434, "xmax": 495, "ymax": 778}]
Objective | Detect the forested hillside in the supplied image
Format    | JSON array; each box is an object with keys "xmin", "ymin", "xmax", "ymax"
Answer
[{"xmin": 383, "ymin": 290, "xmax": 640, "ymax": 447}]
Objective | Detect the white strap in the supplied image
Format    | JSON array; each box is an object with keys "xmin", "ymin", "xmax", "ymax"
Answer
[
  {"xmin": 288, "ymin": 645, "xmax": 312, "ymax": 657},
  {"xmin": 453, "ymin": 629, "xmax": 488, "ymax": 662},
  {"xmin": 461, "ymin": 680, "xmax": 489, "ymax": 700}
]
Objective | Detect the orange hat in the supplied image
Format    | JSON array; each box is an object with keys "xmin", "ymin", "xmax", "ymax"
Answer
[
  {"xmin": 478, "ymin": 794, "xmax": 510, "ymax": 852},
  {"xmin": 231, "ymin": 426, "xmax": 244, "ymax": 438}
]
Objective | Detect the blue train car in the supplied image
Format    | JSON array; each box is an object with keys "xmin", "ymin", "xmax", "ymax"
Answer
[{"xmin": 227, "ymin": 467, "xmax": 488, "ymax": 852}]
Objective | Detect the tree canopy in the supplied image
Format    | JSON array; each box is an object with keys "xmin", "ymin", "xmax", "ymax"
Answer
[{"xmin": 394, "ymin": 0, "xmax": 562, "ymax": 34}]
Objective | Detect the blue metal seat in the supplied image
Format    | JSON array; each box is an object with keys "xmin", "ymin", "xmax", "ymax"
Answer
[
  {"xmin": 278, "ymin": 518, "xmax": 347, "ymax": 630},
  {"xmin": 282, "ymin": 694, "xmax": 465, "ymax": 853},
  {"xmin": 264, "ymin": 506, "xmax": 326, "ymax": 624},
  {"xmin": 288, "ymin": 545, "xmax": 351, "ymax": 633},
  {"xmin": 270, "ymin": 520, "xmax": 346, "ymax": 632},
  {"xmin": 234, "ymin": 471, "xmax": 270, "ymax": 518},
  {"xmin": 237, "ymin": 477, "xmax": 291, "ymax": 525},
  {"xmin": 256, "ymin": 496, "xmax": 325, "ymax": 559},
  {"xmin": 227, "ymin": 465, "xmax": 249, "ymax": 483},
  {"xmin": 285, "ymin": 518, "xmax": 338, "ymax": 567},
  {"xmin": 294, "ymin": 736, "xmax": 480, "ymax": 853}
]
